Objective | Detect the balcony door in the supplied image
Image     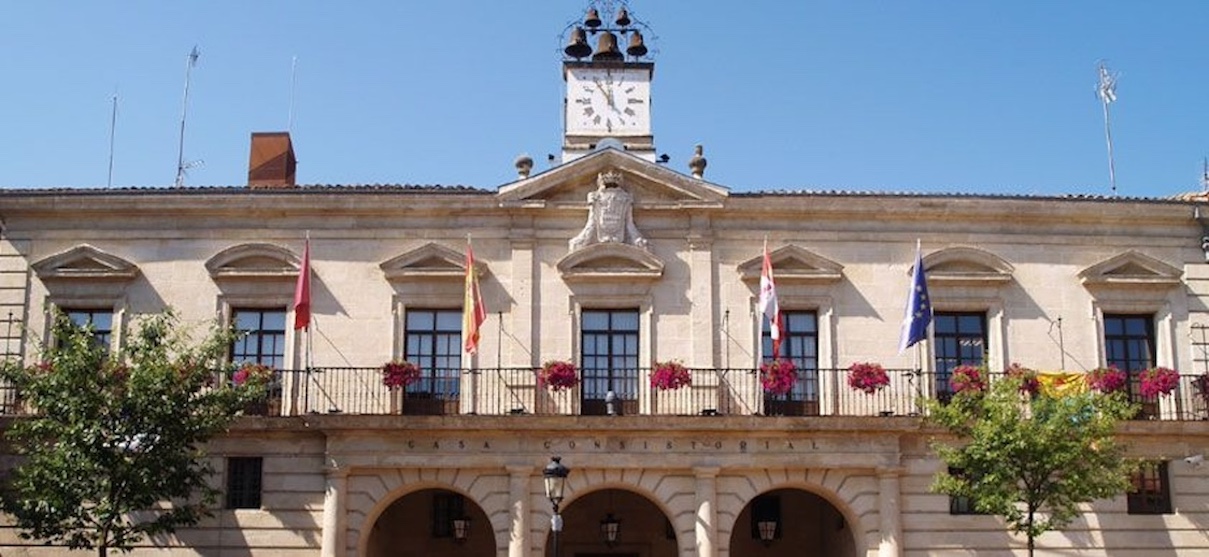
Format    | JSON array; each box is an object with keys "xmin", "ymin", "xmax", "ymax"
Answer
[
  {"xmin": 581, "ymin": 309, "xmax": 639, "ymax": 416},
  {"xmin": 403, "ymin": 309, "xmax": 463, "ymax": 415}
]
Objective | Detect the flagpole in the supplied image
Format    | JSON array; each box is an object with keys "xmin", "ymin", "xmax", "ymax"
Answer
[{"xmin": 1097, "ymin": 62, "xmax": 1119, "ymax": 196}]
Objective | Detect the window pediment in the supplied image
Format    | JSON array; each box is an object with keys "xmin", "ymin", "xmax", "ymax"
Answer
[
  {"xmin": 1079, "ymin": 251, "xmax": 1182, "ymax": 290},
  {"xmin": 32, "ymin": 245, "xmax": 139, "ymax": 282},
  {"xmin": 921, "ymin": 246, "xmax": 1014, "ymax": 286},
  {"xmin": 738, "ymin": 245, "xmax": 843, "ymax": 285},
  {"xmin": 381, "ymin": 242, "xmax": 483, "ymax": 281},
  {"xmin": 206, "ymin": 243, "xmax": 301, "ymax": 280},
  {"xmin": 557, "ymin": 243, "xmax": 664, "ymax": 283}
]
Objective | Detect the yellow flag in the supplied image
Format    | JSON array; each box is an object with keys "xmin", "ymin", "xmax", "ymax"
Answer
[{"xmin": 1037, "ymin": 371, "xmax": 1088, "ymax": 398}]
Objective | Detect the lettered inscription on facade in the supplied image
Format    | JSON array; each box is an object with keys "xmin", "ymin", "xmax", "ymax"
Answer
[{"xmin": 399, "ymin": 438, "xmax": 822, "ymax": 453}]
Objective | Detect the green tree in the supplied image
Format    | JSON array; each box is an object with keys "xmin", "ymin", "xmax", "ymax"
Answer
[
  {"xmin": 928, "ymin": 372, "xmax": 1138, "ymax": 557},
  {"xmin": 0, "ymin": 311, "xmax": 263, "ymax": 557}
]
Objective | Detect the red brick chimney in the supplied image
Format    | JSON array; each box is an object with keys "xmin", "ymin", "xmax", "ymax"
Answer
[{"xmin": 247, "ymin": 132, "xmax": 297, "ymax": 188}]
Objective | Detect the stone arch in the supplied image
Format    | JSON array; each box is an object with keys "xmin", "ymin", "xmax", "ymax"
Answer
[
  {"xmin": 715, "ymin": 468, "xmax": 875, "ymax": 557},
  {"xmin": 351, "ymin": 468, "xmax": 512, "ymax": 557},
  {"xmin": 535, "ymin": 467, "xmax": 697, "ymax": 557},
  {"xmin": 204, "ymin": 242, "xmax": 301, "ymax": 280},
  {"xmin": 920, "ymin": 245, "xmax": 1014, "ymax": 286}
]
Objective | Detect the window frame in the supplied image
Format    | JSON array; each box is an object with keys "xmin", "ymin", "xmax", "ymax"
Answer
[
  {"xmin": 403, "ymin": 308, "xmax": 464, "ymax": 396},
  {"xmin": 580, "ymin": 308, "xmax": 641, "ymax": 403},
  {"xmin": 761, "ymin": 309, "xmax": 819, "ymax": 402},
  {"xmin": 229, "ymin": 307, "xmax": 288, "ymax": 369},
  {"xmin": 1127, "ymin": 460, "xmax": 1172, "ymax": 515},
  {"xmin": 225, "ymin": 456, "xmax": 264, "ymax": 510},
  {"xmin": 933, "ymin": 311, "xmax": 988, "ymax": 397}
]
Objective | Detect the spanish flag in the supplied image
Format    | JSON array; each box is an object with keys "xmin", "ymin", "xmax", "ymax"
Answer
[{"xmin": 462, "ymin": 238, "xmax": 487, "ymax": 355}]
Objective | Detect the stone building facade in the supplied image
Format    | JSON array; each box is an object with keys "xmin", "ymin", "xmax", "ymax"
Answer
[
  {"xmin": 2, "ymin": 2, "xmax": 1209, "ymax": 555},
  {"xmin": 1, "ymin": 146, "xmax": 1208, "ymax": 556}
]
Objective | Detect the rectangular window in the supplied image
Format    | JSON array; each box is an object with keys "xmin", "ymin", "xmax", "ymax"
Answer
[
  {"xmin": 581, "ymin": 309, "xmax": 639, "ymax": 415},
  {"xmin": 1103, "ymin": 314, "xmax": 1156, "ymax": 416},
  {"xmin": 431, "ymin": 492, "xmax": 466, "ymax": 538},
  {"xmin": 933, "ymin": 312, "xmax": 987, "ymax": 398},
  {"xmin": 231, "ymin": 309, "xmax": 286, "ymax": 368},
  {"xmin": 225, "ymin": 457, "xmax": 263, "ymax": 509},
  {"xmin": 947, "ymin": 467, "xmax": 985, "ymax": 515},
  {"xmin": 403, "ymin": 309, "xmax": 462, "ymax": 414},
  {"xmin": 1128, "ymin": 461, "xmax": 1171, "ymax": 514},
  {"xmin": 762, "ymin": 311, "xmax": 819, "ymax": 415},
  {"xmin": 63, "ymin": 308, "xmax": 114, "ymax": 350}
]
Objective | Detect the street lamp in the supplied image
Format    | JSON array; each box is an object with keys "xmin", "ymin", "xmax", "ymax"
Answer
[
  {"xmin": 543, "ymin": 456, "xmax": 570, "ymax": 557},
  {"xmin": 599, "ymin": 512, "xmax": 621, "ymax": 546},
  {"xmin": 451, "ymin": 516, "xmax": 470, "ymax": 543},
  {"xmin": 757, "ymin": 519, "xmax": 778, "ymax": 547}
]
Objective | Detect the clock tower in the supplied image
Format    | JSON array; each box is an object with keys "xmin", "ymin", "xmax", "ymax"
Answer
[{"xmin": 561, "ymin": 2, "xmax": 655, "ymax": 162}]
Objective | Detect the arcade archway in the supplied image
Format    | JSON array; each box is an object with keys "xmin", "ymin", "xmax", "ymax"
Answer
[
  {"xmin": 730, "ymin": 488, "xmax": 857, "ymax": 557},
  {"xmin": 366, "ymin": 488, "xmax": 494, "ymax": 557},
  {"xmin": 547, "ymin": 488, "xmax": 678, "ymax": 557}
]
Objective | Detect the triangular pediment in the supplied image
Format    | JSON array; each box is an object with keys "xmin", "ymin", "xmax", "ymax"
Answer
[
  {"xmin": 1079, "ymin": 251, "xmax": 1182, "ymax": 289},
  {"xmin": 381, "ymin": 242, "xmax": 483, "ymax": 281},
  {"xmin": 921, "ymin": 246, "xmax": 1014, "ymax": 286},
  {"xmin": 206, "ymin": 243, "xmax": 301, "ymax": 280},
  {"xmin": 738, "ymin": 245, "xmax": 844, "ymax": 285},
  {"xmin": 557, "ymin": 242, "xmax": 664, "ymax": 283},
  {"xmin": 497, "ymin": 148, "xmax": 728, "ymax": 209},
  {"xmin": 32, "ymin": 245, "xmax": 139, "ymax": 281}
]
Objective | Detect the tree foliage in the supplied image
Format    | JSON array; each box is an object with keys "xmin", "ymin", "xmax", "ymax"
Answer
[
  {"xmin": 0, "ymin": 311, "xmax": 263, "ymax": 556},
  {"xmin": 928, "ymin": 373, "xmax": 1138, "ymax": 556}
]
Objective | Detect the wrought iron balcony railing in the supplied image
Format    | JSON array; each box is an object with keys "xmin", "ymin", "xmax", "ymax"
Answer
[{"xmin": 2, "ymin": 367, "xmax": 1206, "ymax": 421}]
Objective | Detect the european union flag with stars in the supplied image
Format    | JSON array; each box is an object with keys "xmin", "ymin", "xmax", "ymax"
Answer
[{"xmin": 899, "ymin": 241, "xmax": 932, "ymax": 353}]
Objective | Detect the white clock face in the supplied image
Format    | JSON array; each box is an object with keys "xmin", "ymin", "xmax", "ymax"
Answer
[{"xmin": 566, "ymin": 67, "xmax": 650, "ymax": 135}]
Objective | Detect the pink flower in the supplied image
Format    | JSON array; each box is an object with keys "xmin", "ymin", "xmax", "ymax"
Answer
[
  {"xmin": 650, "ymin": 361, "xmax": 692, "ymax": 391},
  {"xmin": 847, "ymin": 362, "xmax": 889, "ymax": 394},
  {"xmin": 1086, "ymin": 366, "xmax": 1127, "ymax": 393},
  {"xmin": 760, "ymin": 359, "xmax": 798, "ymax": 396},
  {"xmin": 382, "ymin": 360, "xmax": 421, "ymax": 389},
  {"xmin": 539, "ymin": 361, "xmax": 579, "ymax": 392},
  {"xmin": 1006, "ymin": 363, "xmax": 1040, "ymax": 396},
  {"xmin": 950, "ymin": 365, "xmax": 986, "ymax": 395},
  {"xmin": 1139, "ymin": 367, "xmax": 1179, "ymax": 397}
]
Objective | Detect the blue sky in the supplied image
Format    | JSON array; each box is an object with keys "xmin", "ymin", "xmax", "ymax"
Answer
[{"xmin": 1, "ymin": 1, "xmax": 1206, "ymax": 197}]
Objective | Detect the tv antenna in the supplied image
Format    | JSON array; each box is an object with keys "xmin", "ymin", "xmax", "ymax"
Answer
[
  {"xmin": 1096, "ymin": 61, "xmax": 1119, "ymax": 196},
  {"xmin": 107, "ymin": 92, "xmax": 118, "ymax": 188},
  {"xmin": 175, "ymin": 46, "xmax": 202, "ymax": 188}
]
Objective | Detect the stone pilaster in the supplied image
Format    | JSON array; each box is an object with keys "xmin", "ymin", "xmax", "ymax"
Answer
[
  {"xmin": 877, "ymin": 468, "xmax": 903, "ymax": 557},
  {"xmin": 507, "ymin": 465, "xmax": 532, "ymax": 557},
  {"xmin": 694, "ymin": 466, "xmax": 720, "ymax": 557},
  {"xmin": 321, "ymin": 466, "xmax": 349, "ymax": 557}
]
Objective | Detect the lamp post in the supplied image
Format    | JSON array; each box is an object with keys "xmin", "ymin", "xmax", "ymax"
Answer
[{"xmin": 543, "ymin": 456, "xmax": 570, "ymax": 557}]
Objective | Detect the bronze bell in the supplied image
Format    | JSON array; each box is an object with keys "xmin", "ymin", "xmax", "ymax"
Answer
[
  {"xmin": 565, "ymin": 27, "xmax": 591, "ymax": 59},
  {"xmin": 584, "ymin": 7, "xmax": 602, "ymax": 28},
  {"xmin": 592, "ymin": 31, "xmax": 623, "ymax": 61},
  {"xmin": 615, "ymin": 8, "xmax": 631, "ymax": 26},
  {"xmin": 626, "ymin": 31, "xmax": 647, "ymax": 58}
]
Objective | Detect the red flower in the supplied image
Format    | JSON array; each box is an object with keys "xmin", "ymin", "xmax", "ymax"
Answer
[
  {"xmin": 1139, "ymin": 367, "xmax": 1179, "ymax": 397},
  {"xmin": 650, "ymin": 361, "xmax": 692, "ymax": 391},
  {"xmin": 950, "ymin": 365, "xmax": 986, "ymax": 395},
  {"xmin": 1006, "ymin": 363, "xmax": 1040, "ymax": 396},
  {"xmin": 1086, "ymin": 366, "xmax": 1126, "ymax": 394},
  {"xmin": 847, "ymin": 362, "xmax": 889, "ymax": 394},
  {"xmin": 760, "ymin": 359, "xmax": 798, "ymax": 396},
  {"xmin": 539, "ymin": 361, "xmax": 579, "ymax": 392},
  {"xmin": 233, "ymin": 363, "xmax": 274, "ymax": 386},
  {"xmin": 382, "ymin": 360, "xmax": 421, "ymax": 389}
]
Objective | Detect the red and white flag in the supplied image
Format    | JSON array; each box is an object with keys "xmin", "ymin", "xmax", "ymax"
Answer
[
  {"xmin": 462, "ymin": 239, "xmax": 487, "ymax": 354},
  {"xmin": 759, "ymin": 241, "xmax": 782, "ymax": 358},
  {"xmin": 293, "ymin": 238, "xmax": 311, "ymax": 331}
]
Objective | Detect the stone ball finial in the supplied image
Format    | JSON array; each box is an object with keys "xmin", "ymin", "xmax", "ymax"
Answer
[
  {"xmin": 515, "ymin": 154, "xmax": 534, "ymax": 179},
  {"xmin": 688, "ymin": 144, "xmax": 707, "ymax": 179}
]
